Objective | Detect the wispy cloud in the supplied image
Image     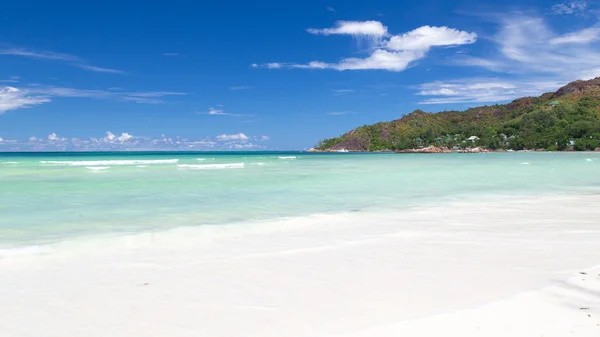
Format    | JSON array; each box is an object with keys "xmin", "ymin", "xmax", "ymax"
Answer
[
  {"xmin": 254, "ymin": 21, "xmax": 476, "ymax": 72},
  {"xmin": 200, "ymin": 107, "xmax": 248, "ymax": 117},
  {"xmin": 216, "ymin": 133, "xmax": 249, "ymax": 141},
  {"xmin": 327, "ymin": 111, "xmax": 354, "ymax": 115},
  {"xmin": 333, "ymin": 89, "xmax": 354, "ymax": 95},
  {"xmin": 0, "ymin": 86, "xmax": 50, "ymax": 114},
  {"xmin": 549, "ymin": 1, "xmax": 588, "ymax": 15},
  {"xmin": 163, "ymin": 53, "xmax": 179, "ymax": 56},
  {"xmin": 455, "ymin": 14, "xmax": 600, "ymax": 80},
  {"xmin": 307, "ymin": 20, "xmax": 388, "ymax": 37},
  {"xmin": 229, "ymin": 85, "xmax": 252, "ymax": 90},
  {"xmin": 549, "ymin": 27, "xmax": 600, "ymax": 44},
  {"xmin": 0, "ymin": 47, "xmax": 125, "ymax": 74},
  {"xmin": 75, "ymin": 64, "xmax": 125, "ymax": 74},
  {"xmin": 326, "ymin": 6, "xmax": 336, "ymax": 13},
  {"xmin": 251, "ymin": 62, "xmax": 283, "ymax": 69},
  {"xmin": 0, "ymin": 85, "xmax": 184, "ymax": 114},
  {"xmin": 416, "ymin": 78, "xmax": 564, "ymax": 104},
  {"xmin": 0, "ymin": 48, "xmax": 78, "ymax": 61}
]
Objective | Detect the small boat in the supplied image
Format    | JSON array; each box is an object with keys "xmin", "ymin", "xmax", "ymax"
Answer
[{"xmin": 337, "ymin": 149, "xmax": 349, "ymax": 153}]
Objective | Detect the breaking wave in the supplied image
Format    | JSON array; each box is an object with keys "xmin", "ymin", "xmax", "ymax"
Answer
[
  {"xmin": 177, "ymin": 163, "xmax": 245, "ymax": 170},
  {"xmin": 40, "ymin": 159, "xmax": 179, "ymax": 167}
]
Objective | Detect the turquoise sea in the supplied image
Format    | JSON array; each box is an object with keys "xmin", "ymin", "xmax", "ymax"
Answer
[{"xmin": 1, "ymin": 151, "xmax": 599, "ymax": 248}]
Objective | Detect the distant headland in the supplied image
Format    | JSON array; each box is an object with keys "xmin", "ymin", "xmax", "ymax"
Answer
[{"xmin": 312, "ymin": 77, "xmax": 600, "ymax": 153}]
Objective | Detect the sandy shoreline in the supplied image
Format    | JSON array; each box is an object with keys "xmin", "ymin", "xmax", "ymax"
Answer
[{"xmin": 1, "ymin": 194, "xmax": 600, "ymax": 336}]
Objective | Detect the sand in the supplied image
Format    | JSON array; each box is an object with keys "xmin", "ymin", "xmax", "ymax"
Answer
[{"xmin": 1, "ymin": 194, "xmax": 599, "ymax": 336}]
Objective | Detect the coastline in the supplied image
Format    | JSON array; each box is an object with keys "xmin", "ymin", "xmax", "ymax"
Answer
[
  {"xmin": 309, "ymin": 146, "xmax": 600, "ymax": 153},
  {"xmin": 2, "ymin": 193, "xmax": 600, "ymax": 336}
]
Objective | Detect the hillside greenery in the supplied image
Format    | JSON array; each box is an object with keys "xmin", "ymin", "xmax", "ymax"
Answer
[{"xmin": 316, "ymin": 91, "xmax": 600, "ymax": 152}]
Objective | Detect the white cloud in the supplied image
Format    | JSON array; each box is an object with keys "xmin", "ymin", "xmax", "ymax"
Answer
[
  {"xmin": 327, "ymin": 111, "xmax": 352, "ymax": 115},
  {"xmin": 75, "ymin": 64, "xmax": 126, "ymax": 74},
  {"xmin": 229, "ymin": 86, "xmax": 252, "ymax": 90},
  {"xmin": 307, "ymin": 20, "xmax": 389, "ymax": 37},
  {"xmin": 291, "ymin": 49, "xmax": 426, "ymax": 72},
  {"xmin": 0, "ymin": 47, "xmax": 124, "ymax": 74},
  {"xmin": 208, "ymin": 107, "xmax": 226, "ymax": 115},
  {"xmin": 118, "ymin": 133, "xmax": 133, "ymax": 142},
  {"xmin": 4, "ymin": 132, "xmax": 269, "ymax": 151},
  {"xmin": 452, "ymin": 14, "xmax": 600, "ymax": 86},
  {"xmin": 216, "ymin": 133, "xmax": 249, "ymax": 141},
  {"xmin": 333, "ymin": 89, "xmax": 354, "ymax": 94},
  {"xmin": 326, "ymin": 6, "xmax": 336, "ymax": 13},
  {"xmin": 550, "ymin": 27, "xmax": 600, "ymax": 44},
  {"xmin": 10, "ymin": 85, "xmax": 185, "ymax": 106},
  {"xmin": 416, "ymin": 78, "xmax": 564, "ymax": 104},
  {"xmin": 252, "ymin": 62, "xmax": 283, "ymax": 69},
  {"xmin": 0, "ymin": 86, "xmax": 50, "ymax": 114},
  {"xmin": 0, "ymin": 137, "xmax": 3, "ymax": 142},
  {"xmin": 255, "ymin": 21, "xmax": 476, "ymax": 72},
  {"xmin": 550, "ymin": 1, "xmax": 588, "ymax": 15},
  {"xmin": 0, "ymin": 48, "xmax": 78, "ymax": 61},
  {"xmin": 201, "ymin": 107, "xmax": 247, "ymax": 117},
  {"xmin": 386, "ymin": 26, "xmax": 477, "ymax": 51},
  {"xmin": 101, "ymin": 131, "xmax": 134, "ymax": 143},
  {"xmin": 260, "ymin": 135, "xmax": 270, "ymax": 141}
]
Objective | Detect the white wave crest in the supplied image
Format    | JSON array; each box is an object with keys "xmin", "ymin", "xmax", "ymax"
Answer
[
  {"xmin": 177, "ymin": 163, "xmax": 244, "ymax": 170},
  {"xmin": 40, "ymin": 159, "xmax": 179, "ymax": 167},
  {"xmin": 1, "ymin": 161, "xmax": 19, "ymax": 164},
  {"xmin": 277, "ymin": 156, "xmax": 296, "ymax": 160},
  {"xmin": 0, "ymin": 245, "xmax": 52, "ymax": 258},
  {"xmin": 86, "ymin": 167, "xmax": 110, "ymax": 171}
]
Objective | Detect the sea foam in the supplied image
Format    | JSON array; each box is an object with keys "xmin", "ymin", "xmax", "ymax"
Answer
[
  {"xmin": 277, "ymin": 156, "xmax": 296, "ymax": 160},
  {"xmin": 177, "ymin": 163, "xmax": 245, "ymax": 170},
  {"xmin": 86, "ymin": 167, "xmax": 110, "ymax": 171},
  {"xmin": 40, "ymin": 159, "xmax": 179, "ymax": 166}
]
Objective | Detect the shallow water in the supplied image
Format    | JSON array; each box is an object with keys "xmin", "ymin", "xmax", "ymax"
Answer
[{"xmin": 1, "ymin": 151, "xmax": 599, "ymax": 247}]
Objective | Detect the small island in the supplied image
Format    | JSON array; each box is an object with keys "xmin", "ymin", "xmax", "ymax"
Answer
[{"xmin": 313, "ymin": 77, "xmax": 600, "ymax": 153}]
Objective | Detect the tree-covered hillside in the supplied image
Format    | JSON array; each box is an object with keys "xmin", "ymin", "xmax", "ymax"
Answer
[{"xmin": 316, "ymin": 78, "xmax": 600, "ymax": 152}]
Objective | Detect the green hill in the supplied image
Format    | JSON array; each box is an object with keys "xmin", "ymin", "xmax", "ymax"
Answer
[{"xmin": 315, "ymin": 78, "xmax": 600, "ymax": 152}]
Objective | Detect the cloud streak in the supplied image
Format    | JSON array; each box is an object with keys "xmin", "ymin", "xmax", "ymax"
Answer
[
  {"xmin": 455, "ymin": 15, "xmax": 600, "ymax": 80},
  {"xmin": 0, "ymin": 87, "xmax": 50, "ymax": 114},
  {"xmin": 199, "ymin": 107, "xmax": 249, "ymax": 117},
  {"xmin": 307, "ymin": 20, "xmax": 388, "ymax": 37},
  {"xmin": 416, "ymin": 78, "xmax": 564, "ymax": 104},
  {"xmin": 0, "ymin": 47, "xmax": 125, "ymax": 74},
  {"xmin": 0, "ymin": 85, "xmax": 184, "ymax": 114},
  {"xmin": 549, "ymin": 1, "xmax": 588, "ymax": 15}
]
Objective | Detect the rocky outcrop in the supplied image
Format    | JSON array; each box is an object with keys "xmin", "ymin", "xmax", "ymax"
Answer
[
  {"xmin": 595, "ymin": 147, "xmax": 600, "ymax": 152},
  {"xmin": 396, "ymin": 146, "xmax": 452, "ymax": 154},
  {"xmin": 458, "ymin": 147, "xmax": 490, "ymax": 153},
  {"xmin": 329, "ymin": 137, "xmax": 368, "ymax": 151},
  {"xmin": 553, "ymin": 77, "xmax": 600, "ymax": 98}
]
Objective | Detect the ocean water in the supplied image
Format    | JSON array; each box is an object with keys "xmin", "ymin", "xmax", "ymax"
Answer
[{"xmin": 1, "ymin": 151, "xmax": 599, "ymax": 248}]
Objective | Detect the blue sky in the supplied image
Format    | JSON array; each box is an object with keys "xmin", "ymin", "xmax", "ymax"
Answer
[{"xmin": 1, "ymin": 0, "xmax": 599, "ymax": 150}]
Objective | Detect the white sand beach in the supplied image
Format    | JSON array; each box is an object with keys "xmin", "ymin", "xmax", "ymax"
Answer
[{"xmin": 1, "ymin": 194, "xmax": 599, "ymax": 337}]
